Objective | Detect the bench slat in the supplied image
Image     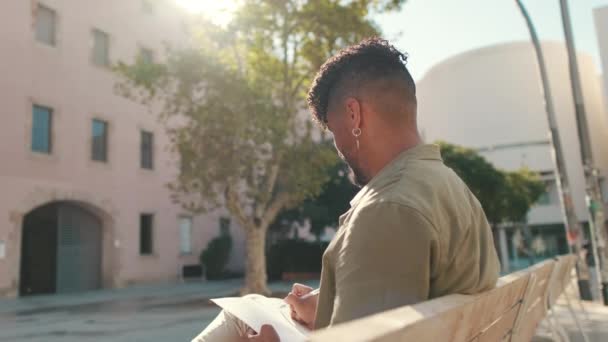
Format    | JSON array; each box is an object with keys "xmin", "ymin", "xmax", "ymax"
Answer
[
  {"xmin": 511, "ymin": 260, "xmax": 556, "ymax": 342},
  {"xmin": 310, "ymin": 274, "xmax": 530, "ymax": 342},
  {"xmin": 310, "ymin": 256, "xmax": 577, "ymax": 342},
  {"xmin": 474, "ymin": 302, "xmax": 520, "ymax": 342}
]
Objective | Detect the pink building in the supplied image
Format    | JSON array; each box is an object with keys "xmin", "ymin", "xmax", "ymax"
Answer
[{"xmin": 0, "ymin": 0, "xmax": 245, "ymax": 298}]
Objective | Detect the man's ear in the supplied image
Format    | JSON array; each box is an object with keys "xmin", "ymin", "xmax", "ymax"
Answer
[{"xmin": 344, "ymin": 97, "xmax": 362, "ymax": 130}]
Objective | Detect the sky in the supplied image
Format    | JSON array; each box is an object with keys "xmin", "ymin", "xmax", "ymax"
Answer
[
  {"xmin": 175, "ymin": 0, "xmax": 608, "ymax": 81},
  {"xmin": 377, "ymin": 0, "xmax": 608, "ymax": 80}
]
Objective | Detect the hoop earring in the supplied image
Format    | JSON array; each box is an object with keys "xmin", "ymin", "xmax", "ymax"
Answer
[{"xmin": 352, "ymin": 128, "xmax": 362, "ymax": 150}]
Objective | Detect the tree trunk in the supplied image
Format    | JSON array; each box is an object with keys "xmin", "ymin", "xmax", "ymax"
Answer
[{"xmin": 241, "ymin": 226, "xmax": 271, "ymax": 295}]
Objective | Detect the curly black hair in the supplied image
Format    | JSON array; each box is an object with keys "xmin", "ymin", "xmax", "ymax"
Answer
[{"xmin": 307, "ymin": 37, "xmax": 415, "ymax": 128}]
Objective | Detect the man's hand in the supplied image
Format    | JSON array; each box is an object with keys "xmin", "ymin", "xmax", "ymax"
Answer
[
  {"xmin": 247, "ymin": 325, "xmax": 280, "ymax": 342},
  {"xmin": 283, "ymin": 283, "xmax": 318, "ymax": 330}
]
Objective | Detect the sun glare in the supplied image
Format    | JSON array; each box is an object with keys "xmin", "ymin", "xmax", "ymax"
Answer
[{"xmin": 175, "ymin": 0, "xmax": 236, "ymax": 25}]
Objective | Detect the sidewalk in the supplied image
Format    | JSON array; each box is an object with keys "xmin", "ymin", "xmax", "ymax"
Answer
[
  {"xmin": 534, "ymin": 286, "xmax": 608, "ymax": 342},
  {"xmin": 0, "ymin": 279, "xmax": 243, "ymax": 315},
  {"xmin": 4, "ymin": 278, "xmax": 602, "ymax": 341},
  {"xmin": 0, "ymin": 279, "xmax": 242, "ymax": 314},
  {"xmin": 0, "ymin": 279, "xmax": 319, "ymax": 315},
  {"xmin": 0, "ymin": 279, "xmax": 317, "ymax": 342}
]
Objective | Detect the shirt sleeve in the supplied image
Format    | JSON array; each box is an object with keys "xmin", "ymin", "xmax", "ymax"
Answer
[{"xmin": 330, "ymin": 202, "xmax": 441, "ymax": 325}]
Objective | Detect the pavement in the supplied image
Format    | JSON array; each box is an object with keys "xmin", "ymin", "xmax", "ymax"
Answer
[
  {"xmin": 0, "ymin": 279, "xmax": 318, "ymax": 342},
  {"xmin": 534, "ymin": 288, "xmax": 608, "ymax": 342},
  {"xmin": 1, "ymin": 278, "xmax": 606, "ymax": 342}
]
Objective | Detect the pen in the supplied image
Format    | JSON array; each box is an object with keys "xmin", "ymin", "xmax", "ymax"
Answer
[
  {"xmin": 297, "ymin": 288, "xmax": 320, "ymax": 300},
  {"xmin": 280, "ymin": 288, "xmax": 320, "ymax": 310}
]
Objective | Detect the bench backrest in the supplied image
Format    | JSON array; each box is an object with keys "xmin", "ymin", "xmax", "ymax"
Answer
[
  {"xmin": 510, "ymin": 259, "xmax": 556, "ymax": 342},
  {"xmin": 309, "ymin": 271, "xmax": 532, "ymax": 342},
  {"xmin": 547, "ymin": 254, "xmax": 577, "ymax": 307},
  {"xmin": 309, "ymin": 258, "xmax": 568, "ymax": 342}
]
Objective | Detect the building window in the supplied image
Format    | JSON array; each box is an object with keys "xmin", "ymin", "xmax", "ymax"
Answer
[
  {"xmin": 179, "ymin": 216, "xmax": 193, "ymax": 254},
  {"xmin": 140, "ymin": 130, "xmax": 154, "ymax": 169},
  {"xmin": 219, "ymin": 217, "xmax": 231, "ymax": 236},
  {"xmin": 31, "ymin": 105, "xmax": 52, "ymax": 154},
  {"xmin": 35, "ymin": 4, "xmax": 56, "ymax": 46},
  {"xmin": 537, "ymin": 192, "xmax": 551, "ymax": 206},
  {"xmin": 91, "ymin": 119, "xmax": 108, "ymax": 162},
  {"xmin": 140, "ymin": 214, "xmax": 154, "ymax": 255},
  {"xmin": 139, "ymin": 47, "xmax": 154, "ymax": 64},
  {"xmin": 537, "ymin": 180, "xmax": 554, "ymax": 206},
  {"xmin": 92, "ymin": 29, "xmax": 110, "ymax": 67},
  {"xmin": 600, "ymin": 178, "xmax": 608, "ymax": 203}
]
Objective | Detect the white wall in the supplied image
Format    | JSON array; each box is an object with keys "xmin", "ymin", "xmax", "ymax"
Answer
[
  {"xmin": 417, "ymin": 41, "xmax": 608, "ymax": 226},
  {"xmin": 595, "ymin": 6, "xmax": 608, "ymax": 117}
]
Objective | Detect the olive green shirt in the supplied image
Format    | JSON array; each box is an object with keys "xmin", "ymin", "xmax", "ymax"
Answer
[{"xmin": 314, "ymin": 144, "xmax": 500, "ymax": 329}]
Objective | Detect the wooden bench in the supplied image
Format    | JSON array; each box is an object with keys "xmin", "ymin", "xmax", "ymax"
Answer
[
  {"xmin": 511, "ymin": 259, "xmax": 556, "ymax": 341},
  {"xmin": 310, "ymin": 255, "xmax": 585, "ymax": 342}
]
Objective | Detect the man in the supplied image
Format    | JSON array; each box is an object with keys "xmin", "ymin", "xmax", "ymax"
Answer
[{"xmin": 192, "ymin": 37, "xmax": 500, "ymax": 342}]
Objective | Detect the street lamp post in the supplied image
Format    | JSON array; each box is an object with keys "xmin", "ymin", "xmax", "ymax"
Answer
[
  {"xmin": 559, "ymin": 0, "xmax": 608, "ymax": 305},
  {"xmin": 513, "ymin": 0, "xmax": 592, "ymax": 300}
]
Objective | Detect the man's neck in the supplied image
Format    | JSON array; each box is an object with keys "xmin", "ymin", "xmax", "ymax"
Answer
[{"xmin": 362, "ymin": 133, "xmax": 422, "ymax": 181}]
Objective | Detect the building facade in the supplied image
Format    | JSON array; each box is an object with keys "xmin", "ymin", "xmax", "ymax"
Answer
[
  {"xmin": 0, "ymin": 0, "xmax": 245, "ymax": 297},
  {"xmin": 417, "ymin": 41, "xmax": 608, "ymax": 272}
]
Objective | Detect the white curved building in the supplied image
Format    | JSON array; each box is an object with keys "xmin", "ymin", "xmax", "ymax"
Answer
[
  {"xmin": 417, "ymin": 41, "xmax": 608, "ymax": 271},
  {"xmin": 596, "ymin": 5, "xmax": 608, "ymax": 113}
]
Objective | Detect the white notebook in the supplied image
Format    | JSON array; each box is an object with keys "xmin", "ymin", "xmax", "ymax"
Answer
[{"xmin": 211, "ymin": 295, "xmax": 311, "ymax": 342}]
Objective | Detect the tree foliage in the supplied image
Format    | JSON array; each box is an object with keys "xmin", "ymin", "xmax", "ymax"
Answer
[
  {"xmin": 115, "ymin": 0, "xmax": 406, "ymax": 293},
  {"xmin": 200, "ymin": 234, "xmax": 233, "ymax": 280},
  {"xmin": 271, "ymin": 156, "xmax": 358, "ymax": 239},
  {"xmin": 272, "ymin": 142, "xmax": 545, "ymax": 241},
  {"xmin": 438, "ymin": 142, "xmax": 545, "ymax": 226},
  {"xmin": 502, "ymin": 169, "xmax": 546, "ymax": 223}
]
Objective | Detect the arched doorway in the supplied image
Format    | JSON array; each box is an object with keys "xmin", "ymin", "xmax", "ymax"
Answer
[{"xmin": 19, "ymin": 201, "xmax": 102, "ymax": 296}]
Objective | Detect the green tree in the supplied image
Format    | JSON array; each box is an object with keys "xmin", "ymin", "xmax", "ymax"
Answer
[
  {"xmin": 200, "ymin": 234, "xmax": 233, "ymax": 280},
  {"xmin": 438, "ymin": 142, "xmax": 506, "ymax": 225},
  {"xmin": 271, "ymin": 155, "xmax": 358, "ymax": 240},
  {"xmin": 437, "ymin": 142, "xmax": 545, "ymax": 227},
  {"xmin": 116, "ymin": 0, "xmax": 405, "ymax": 294},
  {"xmin": 501, "ymin": 169, "xmax": 546, "ymax": 223}
]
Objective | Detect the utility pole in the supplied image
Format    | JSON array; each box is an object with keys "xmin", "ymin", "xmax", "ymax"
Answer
[
  {"xmin": 559, "ymin": 0, "xmax": 608, "ymax": 305},
  {"xmin": 514, "ymin": 0, "xmax": 592, "ymax": 299}
]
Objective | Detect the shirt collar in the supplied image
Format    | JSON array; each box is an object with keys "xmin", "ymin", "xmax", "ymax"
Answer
[{"xmin": 349, "ymin": 144, "xmax": 442, "ymax": 207}]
